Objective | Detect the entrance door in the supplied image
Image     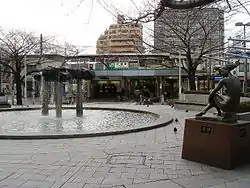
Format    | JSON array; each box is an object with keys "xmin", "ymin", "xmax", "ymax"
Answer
[
  {"xmin": 130, "ymin": 79, "xmax": 156, "ymax": 98},
  {"xmin": 93, "ymin": 80, "xmax": 121, "ymax": 99}
]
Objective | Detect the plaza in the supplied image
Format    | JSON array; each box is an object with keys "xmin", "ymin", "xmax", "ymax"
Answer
[
  {"xmin": 0, "ymin": 103, "xmax": 249, "ymax": 188},
  {"xmin": 0, "ymin": 0, "xmax": 249, "ymax": 186}
]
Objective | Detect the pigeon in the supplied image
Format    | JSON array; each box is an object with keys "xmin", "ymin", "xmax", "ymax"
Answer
[
  {"xmin": 174, "ymin": 127, "xmax": 177, "ymax": 133},
  {"xmin": 175, "ymin": 118, "xmax": 178, "ymax": 122}
]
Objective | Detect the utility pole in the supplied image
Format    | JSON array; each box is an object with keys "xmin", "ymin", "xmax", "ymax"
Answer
[
  {"xmin": 0, "ymin": 65, "xmax": 2, "ymax": 92},
  {"xmin": 0, "ymin": 51, "xmax": 2, "ymax": 92},
  {"xmin": 64, "ymin": 45, "xmax": 67, "ymax": 65},
  {"xmin": 40, "ymin": 34, "xmax": 43, "ymax": 58},
  {"xmin": 77, "ymin": 49, "xmax": 79, "ymax": 69},
  {"xmin": 24, "ymin": 56, "xmax": 27, "ymax": 106},
  {"xmin": 178, "ymin": 52, "xmax": 182, "ymax": 99},
  {"xmin": 32, "ymin": 76, "xmax": 35, "ymax": 104},
  {"xmin": 11, "ymin": 61, "xmax": 14, "ymax": 105},
  {"xmin": 208, "ymin": 38, "xmax": 212, "ymax": 90},
  {"xmin": 234, "ymin": 22, "xmax": 250, "ymax": 93},
  {"xmin": 243, "ymin": 25, "xmax": 248, "ymax": 93},
  {"xmin": 39, "ymin": 34, "xmax": 43, "ymax": 104}
]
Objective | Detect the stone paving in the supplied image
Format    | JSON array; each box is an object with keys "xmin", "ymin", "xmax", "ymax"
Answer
[{"xmin": 0, "ymin": 103, "xmax": 249, "ymax": 187}]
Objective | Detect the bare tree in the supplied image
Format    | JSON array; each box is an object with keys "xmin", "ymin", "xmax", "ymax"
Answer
[
  {"xmin": 151, "ymin": 8, "xmax": 226, "ymax": 90},
  {"xmin": 0, "ymin": 29, "xmax": 51, "ymax": 105}
]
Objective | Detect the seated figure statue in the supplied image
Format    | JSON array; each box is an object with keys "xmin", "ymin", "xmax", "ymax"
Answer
[{"xmin": 195, "ymin": 60, "xmax": 241, "ymax": 122}]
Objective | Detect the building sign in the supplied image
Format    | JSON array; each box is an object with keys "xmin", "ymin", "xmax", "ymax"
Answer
[{"xmin": 108, "ymin": 62, "xmax": 129, "ymax": 69}]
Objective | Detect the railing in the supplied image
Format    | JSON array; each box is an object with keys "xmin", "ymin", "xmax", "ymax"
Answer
[{"xmin": 93, "ymin": 67, "xmax": 180, "ymax": 71}]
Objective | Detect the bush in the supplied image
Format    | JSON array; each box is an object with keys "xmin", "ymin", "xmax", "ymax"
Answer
[{"xmin": 237, "ymin": 101, "xmax": 250, "ymax": 113}]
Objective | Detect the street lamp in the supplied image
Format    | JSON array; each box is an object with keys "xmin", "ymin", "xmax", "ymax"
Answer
[
  {"xmin": 161, "ymin": 0, "xmax": 218, "ymax": 9},
  {"xmin": 235, "ymin": 22, "xmax": 250, "ymax": 93}
]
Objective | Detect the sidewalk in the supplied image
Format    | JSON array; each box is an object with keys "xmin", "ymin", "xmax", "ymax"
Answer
[{"xmin": 0, "ymin": 104, "xmax": 249, "ymax": 187}]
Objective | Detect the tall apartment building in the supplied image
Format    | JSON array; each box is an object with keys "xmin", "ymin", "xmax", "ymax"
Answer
[
  {"xmin": 154, "ymin": 8, "xmax": 224, "ymax": 67},
  {"xmin": 96, "ymin": 15, "xmax": 144, "ymax": 54}
]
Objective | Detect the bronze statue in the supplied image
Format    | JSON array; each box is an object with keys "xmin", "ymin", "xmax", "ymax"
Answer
[{"xmin": 195, "ymin": 60, "xmax": 241, "ymax": 122}]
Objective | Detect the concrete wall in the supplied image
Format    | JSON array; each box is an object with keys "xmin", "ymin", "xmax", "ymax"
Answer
[
  {"xmin": 179, "ymin": 94, "xmax": 250, "ymax": 104},
  {"xmin": 179, "ymin": 94, "xmax": 209, "ymax": 104}
]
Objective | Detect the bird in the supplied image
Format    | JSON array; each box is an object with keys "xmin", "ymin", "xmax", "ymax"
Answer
[
  {"xmin": 175, "ymin": 118, "xmax": 178, "ymax": 122},
  {"xmin": 174, "ymin": 127, "xmax": 177, "ymax": 133},
  {"xmin": 185, "ymin": 109, "xmax": 189, "ymax": 112}
]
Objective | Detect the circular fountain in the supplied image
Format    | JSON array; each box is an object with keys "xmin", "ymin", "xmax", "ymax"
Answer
[
  {"xmin": 0, "ymin": 105, "xmax": 172, "ymax": 139},
  {"xmin": 0, "ymin": 66, "xmax": 173, "ymax": 139}
]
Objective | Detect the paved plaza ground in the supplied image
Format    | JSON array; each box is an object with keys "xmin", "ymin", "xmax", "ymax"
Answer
[{"xmin": 0, "ymin": 103, "xmax": 250, "ymax": 188}]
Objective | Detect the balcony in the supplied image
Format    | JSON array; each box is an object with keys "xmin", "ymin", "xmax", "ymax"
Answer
[{"xmin": 110, "ymin": 42, "xmax": 135, "ymax": 46}]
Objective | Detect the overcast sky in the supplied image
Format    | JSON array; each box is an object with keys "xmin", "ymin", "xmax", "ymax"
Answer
[{"xmin": 0, "ymin": 0, "xmax": 249, "ymax": 54}]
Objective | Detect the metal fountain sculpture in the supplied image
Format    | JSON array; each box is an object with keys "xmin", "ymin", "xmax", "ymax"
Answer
[{"xmin": 34, "ymin": 66, "xmax": 95, "ymax": 118}]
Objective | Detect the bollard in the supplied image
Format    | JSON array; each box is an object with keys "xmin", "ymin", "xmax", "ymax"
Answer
[
  {"xmin": 139, "ymin": 94, "xmax": 143, "ymax": 105},
  {"xmin": 147, "ymin": 99, "xmax": 150, "ymax": 107}
]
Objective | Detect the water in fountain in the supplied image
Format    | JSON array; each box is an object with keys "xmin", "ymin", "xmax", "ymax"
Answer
[{"xmin": 0, "ymin": 109, "xmax": 158, "ymax": 134}]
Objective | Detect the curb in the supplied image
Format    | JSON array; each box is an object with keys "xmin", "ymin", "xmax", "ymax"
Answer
[
  {"xmin": 0, "ymin": 106, "xmax": 173, "ymax": 140},
  {"xmin": 175, "ymin": 101, "xmax": 207, "ymax": 106}
]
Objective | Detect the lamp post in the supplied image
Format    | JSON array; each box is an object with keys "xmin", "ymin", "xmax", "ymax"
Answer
[
  {"xmin": 24, "ymin": 56, "xmax": 27, "ymax": 106},
  {"xmin": 178, "ymin": 52, "xmax": 182, "ymax": 99},
  {"xmin": 235, "ymin": 22, "xmax": 250, "ymax": 93}
]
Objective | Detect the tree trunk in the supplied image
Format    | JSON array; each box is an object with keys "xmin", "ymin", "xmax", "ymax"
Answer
[
  {"xmin": 15, "ymin": 74, "xmax": 23, "ymax": 105},
  {"xmin": 188, "ymin": 70, "xmax": 196, "ymax": 91}
]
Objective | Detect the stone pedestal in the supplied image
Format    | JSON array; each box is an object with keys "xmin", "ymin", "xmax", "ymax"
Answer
[{"xmin": 182, "ymin": 118, "xmax": 250, "ymax": 169}]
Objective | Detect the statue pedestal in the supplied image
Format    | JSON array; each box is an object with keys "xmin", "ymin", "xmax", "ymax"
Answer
[{"xmin": 182, "ymin": 118, "xmax": 250, "ymax": 169}]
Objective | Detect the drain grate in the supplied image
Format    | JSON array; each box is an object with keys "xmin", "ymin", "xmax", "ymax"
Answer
[{"xmin": 107, "ymin": 155, "xmax": 146, "ymax": 165}]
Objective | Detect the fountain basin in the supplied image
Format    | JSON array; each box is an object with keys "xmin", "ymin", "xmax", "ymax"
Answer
[{"xmin": 0, "ymin": 106, "xmax": 173, "ymax": 139}]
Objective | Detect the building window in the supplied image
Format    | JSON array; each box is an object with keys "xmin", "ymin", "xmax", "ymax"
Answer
[
  {"xmin": 110, "ymin": 25, "xmax": 117, "ymax": 29},
  {"xmin": 110, "ymin": 30, "xmax": 116, "ymax": 34}
]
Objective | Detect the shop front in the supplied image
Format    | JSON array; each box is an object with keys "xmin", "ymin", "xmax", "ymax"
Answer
[
  {"xmin": 92, "ymin": 79, "xmax": 121, "ymax": 99},
  {"xmin": 90, "ymin": 68, "xmax": 188, "ymax": 100},
  {"xmin": 163, "ymin": 76, "xmax": 179, "ymax": 98}
]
